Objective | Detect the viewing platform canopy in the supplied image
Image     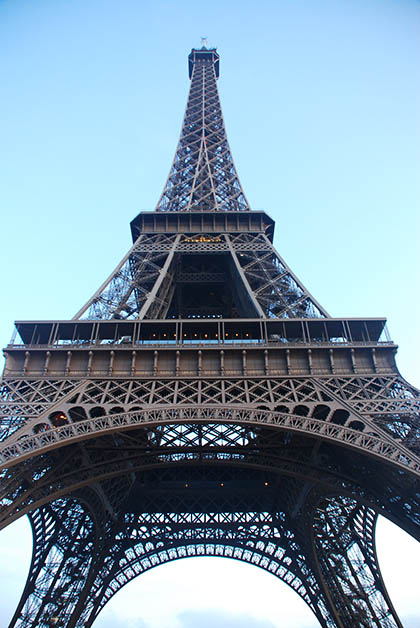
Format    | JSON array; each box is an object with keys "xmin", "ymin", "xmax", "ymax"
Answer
[
  {"xmin": 188, "ymin": 46, "xmax": 220, "ymax": 78},
  {"xmin": 9, "ymin": 318, "xmax": 392, "ymax": 349}
]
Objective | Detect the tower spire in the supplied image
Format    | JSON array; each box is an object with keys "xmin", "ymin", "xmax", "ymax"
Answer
[
  {"xmin": 155, "ymin": 46, "xmax": 250, "ymax": 212},
  {"xmin": 73, "ymin": 48, "xmax": 328, "ymax": 320}
]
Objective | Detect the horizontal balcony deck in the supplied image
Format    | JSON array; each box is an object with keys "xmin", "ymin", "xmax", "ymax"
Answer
[{"xmin": 7, "ymin": 317, "xmax": 391, "ymax": 350}]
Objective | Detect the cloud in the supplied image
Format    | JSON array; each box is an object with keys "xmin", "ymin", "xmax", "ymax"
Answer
[
  {"xmin": 401, "ymin": 617, "xmax": 420, "ymax": 628},
  {"xmin": 177, "ymin": 609, "xmax": 277, "ymax": 628},
  {"xmin": 127, "ymin": 620, "xmax": 149, "ymax": 628},
  {"xmin": 94, "ymin": 608, "xmax": 149, "ymax": 628}
]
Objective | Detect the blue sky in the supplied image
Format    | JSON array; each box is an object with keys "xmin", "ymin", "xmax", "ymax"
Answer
[{"xmin": 0, "ymin": 1, "xmax": 419, "ymax": 626}]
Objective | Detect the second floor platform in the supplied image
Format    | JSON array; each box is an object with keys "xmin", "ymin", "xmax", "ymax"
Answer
[{"xmin": 2, "ymin": 317, "xmax": 397, "ymax": 380}]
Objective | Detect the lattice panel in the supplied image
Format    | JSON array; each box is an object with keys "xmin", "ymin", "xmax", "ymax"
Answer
[
  {"xmin": 68, "ymin": 377, "xmax": 329, "ymax": 407},
  {"xmin": 320, "ymin": 375, "xmax": 420, "ymax": 457},
  {"xmin": 0, "ymin": 379, "xmax": 84, "ymax": 441},
  {"xmin": 228, "ymin": 233, "xmax": 327, "ymax": 318},
  {"xmin": 76, "ymin": 234, "xmax": 178, "ymax": 320}
]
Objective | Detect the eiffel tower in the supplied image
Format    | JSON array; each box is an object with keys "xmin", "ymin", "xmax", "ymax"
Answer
[{"xmin": 1, "ymin": 44, "xmax": 419, "ymax": 628}]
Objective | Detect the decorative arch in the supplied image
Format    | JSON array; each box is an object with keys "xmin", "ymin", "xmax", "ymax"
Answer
[
  {"xmin": 2, "ymin": 405, "xmax": 419, "ymax": 477},
  {"xmin": 10, "ymin": 493, "xmax": 403, "ymax": 628}
]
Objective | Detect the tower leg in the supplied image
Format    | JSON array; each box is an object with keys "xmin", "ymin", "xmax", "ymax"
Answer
[
  {"xmin": 8, "ymin": 496, "xmax": 104, "ymax": 628},
  {"xmin": 312, "ymin": 496, "xmax": 403, "ymax": 628}
]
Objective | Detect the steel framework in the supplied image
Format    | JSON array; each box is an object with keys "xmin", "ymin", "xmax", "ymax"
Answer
[{"xmin": 1, "ymin": 45, "xmax": 419, "ymax": 628}]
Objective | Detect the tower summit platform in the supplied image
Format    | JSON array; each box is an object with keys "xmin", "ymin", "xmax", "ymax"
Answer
[{"xmin": 188, "ymin": 45, "xmax": 220, "ymax": 78}]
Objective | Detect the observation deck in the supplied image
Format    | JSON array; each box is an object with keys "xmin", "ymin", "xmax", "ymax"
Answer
[
  {"xmin": 3, "ymin": 317, "xmax": 396, "ymax": 380},
  {"xmin": 188, "ymin": 47, "xmax": 220, "ymax": 78}
]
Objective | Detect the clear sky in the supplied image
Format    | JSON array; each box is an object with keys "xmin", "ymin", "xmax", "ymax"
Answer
[{"xmin": 0, "ymin": 1, "xmax": 419, "ymax": 627}]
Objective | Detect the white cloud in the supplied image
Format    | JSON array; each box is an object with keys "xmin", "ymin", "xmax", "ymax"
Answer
[
  {"xmin": 177, "ymin": 609, "xmax": 277, "ymax": 628},
  {"xmin": 93, "ymin": 557, "xmax": 319, "ymax": 628}
]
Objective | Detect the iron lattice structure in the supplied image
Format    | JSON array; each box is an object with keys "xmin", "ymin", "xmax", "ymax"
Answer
[{"xmin": 1, "ymin": 46, "xmax": 419, "ymax": 628}]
